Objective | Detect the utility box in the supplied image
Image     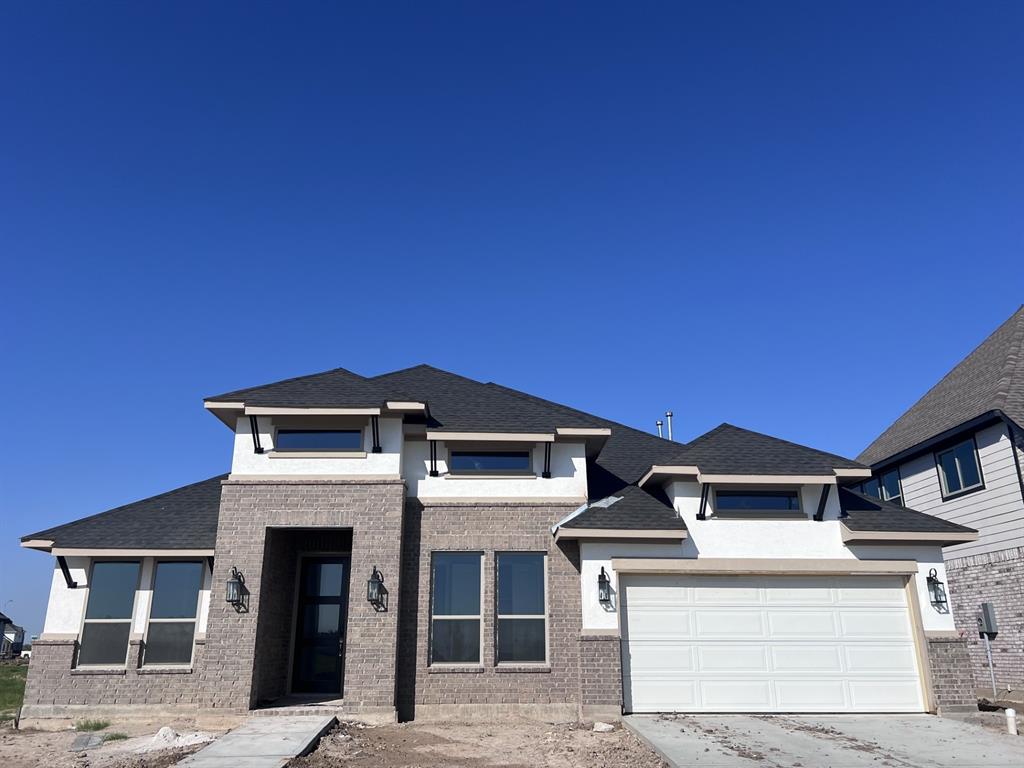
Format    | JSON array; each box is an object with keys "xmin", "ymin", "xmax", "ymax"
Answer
[{"xmin": 979, "ymin": 602, "xmax": 998, "ymax": 637}]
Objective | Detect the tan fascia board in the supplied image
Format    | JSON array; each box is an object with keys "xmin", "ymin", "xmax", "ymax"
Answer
[
  {"xmin": 51, "ymin": 548, "xmax": 216, "ymax": 557},
  {"xmin": 637, "ymin": 465, "xmax": 700, "ymax": 487},
  {"xmin": 840, "ymin": 525, "xmax": 979, "ymax": 545},
  {"xmin": 203, "ymin": 401, "xmax": 244, "ymax": 428},
  {"xmin": 385, "ymin": 401, "xmax": 427, "ymax": 411},
  {"xmin": 554, "ymin": 528, "xmax": 687, "ymax": 542},
  {"xmin": 425, "ymin": 431, "xmax": 555, "ymax": 443},
  {"xmin": 833, "ymin": 467, "xmax": 872, "ymax": 479},
  {"xmin": 204, "ymin": 400, "xmax": 244, "ymax": 410},
  {"xmin": 698, "ymin": 473, "xmax": 837, "ymax": 485},
  {"xmin": 611, "ymin": 557, "xmax": 918, "ymax": 576},
  {"xmin": 245, "ymin": 406, "xmax": 381, "ymax": 416},
  {"xmin": 20, "ymin": 539, "xmax": 54, "ymax": 552},
  {"xmin": 555, "ymin": 428, "xmax": 612, "ymax": 437}
]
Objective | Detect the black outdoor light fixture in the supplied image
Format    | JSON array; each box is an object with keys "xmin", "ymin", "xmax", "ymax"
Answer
[
  {"xmin": 598, "ymin": 567, "xmax": 612, "ymax": 605},
  {"xmin": 367, "ymin": 566, "xmax": 388, "ymax": 612},
  {"xmin": 926, "ymin": 568, "xmax": 948, "ymax": 611},
  {"xmin": 226, "ymin": 566, "xmax": 247, "ymax": 611}
]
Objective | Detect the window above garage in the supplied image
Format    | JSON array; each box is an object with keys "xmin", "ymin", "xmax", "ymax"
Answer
[{"xmin": 712, "ymin": 489, "xmax": 804, "ymax": 518}]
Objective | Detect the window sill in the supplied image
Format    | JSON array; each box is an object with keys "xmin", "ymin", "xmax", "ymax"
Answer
[
  {"xmin": 71, "ymin": 668, "xmax": 126, "ymax": 676},
  {"xmin": 268, "ymin": 451, "xmax": 367, "ymax": 459},
  {"xmin": 939, "ymin": 484, "xmax": 985, "ymax": 502},
  {"xmin": 428, "ymin": 665, "xmax": 484, "ymax": 674},
  {"xmin": 708, "ymin": 512, "xmax": 808, "ymax": 520},
  {"xmin": 138, "ymin": 666, "xmax": 194, "ymax": 675},
  {"xmin": 495, "ymin": 664, "xmax": 550, "ymax": 673},
  {"xmin": 443, "ymin": 474, "xmax": 537, "ymax": 480}
]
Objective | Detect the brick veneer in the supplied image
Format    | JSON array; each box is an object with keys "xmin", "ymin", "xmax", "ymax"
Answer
[
  {"xmin": 396, "ymin": 499, "xmax": 582, "ymax": 722},
  {"xmin": 578, "ymin": 633, "xmax": 623, "ymax": 721},
  {"xmin": 199, "ymin": 477, "xmax": 405, "ymax": 716},
  {"xmin": 926, "ymin": 635, "xmax": 977, "ymax": 713},
  {"xmin": 946, "ymin": 546, "xmax": 1024, "ymax": 690}
]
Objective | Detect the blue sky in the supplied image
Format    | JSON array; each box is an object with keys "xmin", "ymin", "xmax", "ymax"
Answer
[{"xmin": 2, "ymin": 2, "xmax": 1022, "ymax": 635}]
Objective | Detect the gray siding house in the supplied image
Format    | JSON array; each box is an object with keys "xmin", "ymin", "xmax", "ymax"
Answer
[{"xmin": 858, "ymin": 305, "xmax": 1024, "ymax": 693}]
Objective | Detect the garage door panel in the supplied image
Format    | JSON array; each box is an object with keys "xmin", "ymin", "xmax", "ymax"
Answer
[
  {"xmin": 766, "ymin": 611, "xmax": 838, "ymax": 637},
  {"xmin": 621, "ymin": 575, "xmax": 924, "ymax": 713},
  {"xmin": 697, "ymin": 645, "xmax": 768, "ymax": 672},
  {"xmin": 771, "ymin": 645, "xmax": 843, "ymax": 673},
  {"xmin": 695, "ymin": 611, "xmax": 766, "ymax": 637}
]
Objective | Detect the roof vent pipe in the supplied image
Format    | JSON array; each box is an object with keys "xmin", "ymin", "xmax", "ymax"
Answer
[
  {"xmin": 656, "ymin": 420, "xmax": 664, "ymax": 439},
  {"xmin": 666, "ymin": 411, "xmax": 674, "ymax": 441}
]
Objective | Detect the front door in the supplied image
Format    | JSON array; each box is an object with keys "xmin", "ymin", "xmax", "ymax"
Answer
[{"xmin": 292, "ymin": 556, "xmax": 350, "ymax": 695}]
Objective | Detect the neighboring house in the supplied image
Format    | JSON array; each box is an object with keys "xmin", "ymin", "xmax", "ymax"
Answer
[
  {"xmin": 19, "ymin": 364, "xmax": 977, "ymax": 727},
  {"xmin": 0, "ymin": 612, "xmax": 25, "ymax": 659},
  {"xmin": 858, "ymin": 305, "xmax": 1024, "ymax": 692}
]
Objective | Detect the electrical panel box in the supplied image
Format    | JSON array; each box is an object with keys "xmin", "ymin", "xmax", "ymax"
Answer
[{"xmin": 979, "ymin": 602, "xmax": 998, "ymax": 637}]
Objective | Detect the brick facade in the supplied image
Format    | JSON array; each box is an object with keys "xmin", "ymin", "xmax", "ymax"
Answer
[
  {"xmin": 199, "ymin": 477, "xmax": 406, "ymax": 717},
  {"xmin": 946, "ymin": 546, "xmax": 1024, "ymax": 691},
  {"xmin": 578, "ymin": 633, "xmax": 623, "ymax": 721},
  {"xmin": 925, "ymin": 635, "xmax": 977, "ymax": 713},
  {"xmin": 396, "ymin": 499, "xmax": 583, "ymax": 722}
]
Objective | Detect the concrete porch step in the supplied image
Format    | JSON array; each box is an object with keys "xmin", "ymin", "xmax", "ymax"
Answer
[{"xmin": 177, "ymin": 715, "xmax": 335, "ymax": 767}]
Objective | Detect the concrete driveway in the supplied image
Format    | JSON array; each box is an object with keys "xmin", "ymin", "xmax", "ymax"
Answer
[{"xmin": 625, "ymin": 714, "xmax": 1023, "ymax": 768}]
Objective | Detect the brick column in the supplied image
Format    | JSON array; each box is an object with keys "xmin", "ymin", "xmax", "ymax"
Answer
[
  {"xmin": 926, "ymin": 635, "xmax": 977, "ymax": 714},
  {"xmin": 579, "ymin": 633, "xmax": 622, "ymax": 722}
]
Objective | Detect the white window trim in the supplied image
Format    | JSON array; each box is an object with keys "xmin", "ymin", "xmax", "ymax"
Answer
[
  {"xmin": 429, "ymin": 552, "xmax": 484, "ymax": 666},
  {"xmin": 141, "ymin": 559, "xmax": 207, "ymax": 668},
  {"xmin": 936, "ymin": 438, "xmax": 984, "ymax": 498},
  {"xmin": 495, "ymin": 552, "xmax": 549, "ymax": 666},
  {"xmin": 76, "ymin": 559, "xmax": 143, "ymax": 669}
]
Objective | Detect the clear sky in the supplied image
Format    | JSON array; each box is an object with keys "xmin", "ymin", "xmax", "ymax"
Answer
[{"xmin": 2, "ymin": 2, "xmax": 1022, "ymax": 636}]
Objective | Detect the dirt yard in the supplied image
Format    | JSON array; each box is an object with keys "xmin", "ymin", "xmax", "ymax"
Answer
[
  {"xmin": 0, "ymin": 721, "xmax": 217, "ymax": 768},
  {"xmin": 290, "ymin": 719, "xmax": 668, "ymax": 768}
]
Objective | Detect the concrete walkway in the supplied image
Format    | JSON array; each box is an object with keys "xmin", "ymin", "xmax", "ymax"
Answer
[
  {"xmin": 625, "ymin": 714, "xmax": 1024, "ymax": 768},
  {"xmin": 177, "ymin": 716, "xmax": 335, "ymax": 767}
]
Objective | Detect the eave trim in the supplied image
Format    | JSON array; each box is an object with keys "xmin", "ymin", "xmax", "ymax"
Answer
[
  {"xmin": 245, "ymin": 406, "xmax": 381, "ymax": 416},
  {"xmin": 611, "ymin": 557, "xmax": 919, "ymax": 576},
  {"xmin": 50, "ymin": 548, "xmax": 216, "ymax": 557},
  {"xmin": 554, "ymin": 528, "xmax": 688, "ymax": 542},
  {"xmin": 425, "ymin": 431, "xmax": 555, "ymax": 442},
  {"xmin": 839, "ymin": 524, "xmax": 979, "ymax": 545}
]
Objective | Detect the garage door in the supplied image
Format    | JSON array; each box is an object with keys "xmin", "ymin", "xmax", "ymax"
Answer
[{"xmin": 620, "ymin": 574, "xmax": 925, "ymax": 713}]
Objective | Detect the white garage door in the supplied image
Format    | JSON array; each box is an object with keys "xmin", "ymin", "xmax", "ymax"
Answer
[{"xmin": 620, "ymin": 574, "xmax": 925, "ymax": 713}]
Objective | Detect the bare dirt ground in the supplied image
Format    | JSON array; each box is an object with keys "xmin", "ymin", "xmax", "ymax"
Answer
[
  {"xmin": 290, "ymin": 719, "xmax": 668, "ymax": 768},
  {"xmin": 0, "ymin": 721, "xmax": 217, "ymax": 768}
]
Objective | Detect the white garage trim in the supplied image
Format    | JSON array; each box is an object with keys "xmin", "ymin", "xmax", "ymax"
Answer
[{"xmin": 611, "ymin": 558, "xmax": 918, "ymax": 576}]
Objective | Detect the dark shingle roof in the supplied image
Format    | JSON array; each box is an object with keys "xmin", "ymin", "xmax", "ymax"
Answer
[
  {"xmin": 205, "ymin": 367, "xmax": 411, "ymax": 408},
  {"xmin": 663, "ymin": 423, "xmax": 864, "ymax": 475},
  {"xmin": 560, "ymin": 485, "xmax": 686, "ymax": 531},
  {"xmin": 22, "ymin": 475, "xmax": 226, "ymax": 550},
  {"xmin": 859, "ymin": 305, "xmax": 1024, "ymax": 466},
  {"xmin": 838, "ymin": 488, "xmax": 977, "ymax": 536}
]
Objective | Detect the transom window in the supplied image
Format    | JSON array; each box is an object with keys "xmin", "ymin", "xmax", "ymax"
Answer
[
  {"xmin": 714, "ymin": 490, "xmax": 801, "ymax": 515},
  {"xmin": 144, "ymin": 561, "xmax": 204, "ymax": 665},
  {"xmin": 275, "ymin": 429, "xmax": 363, "ymax": 452},
  {"xmin": 496, "ymin": 553, "xmax": 546, "ymax": 664},
  {"xmin": 78, "ymin": 561, "xmax": 140, "ymax": 666},
  {"xmin": 936, "ymin": 439, "xmax": 983, "ymax": 498},
  {"xmin": 430, "ymin": 553, "xmax": 482, "ymax": 664},
  {"xmin": 448, "ymin": 450, "xmax": 532, "ymax": 475}
]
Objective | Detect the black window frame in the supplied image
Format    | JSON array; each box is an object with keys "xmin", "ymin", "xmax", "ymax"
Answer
[
  {"xmin": 877, "ymin": 467, "xmax": 904, "ymax": 506},
  {"xmin": 273, "ymin": 428, "xmax": 365, "ymax": 453},
  {"xmin": 712, "ymin": 489, "xmax": 804, "ymax": 517},
  {"xmin": 934, "ymin": 437, "xmax": 985, "ymax": 500},
  {"xmin": 142, "ymin": 560, "xmax": 205, "ymax": 667},
  {"xmin": 446, "ymin": 448, "xmax": 534, "ymax": 476},
  {"xmin": 77, "ymin": 559, "xmax": 141, "ymax": 668},
  {"xmin": 495, "ymin": 552, "xmax": 548, "ymax": 665},
  {"xmin": 428, "ymin": 551, "xmax": 483, "ymax": 665}
]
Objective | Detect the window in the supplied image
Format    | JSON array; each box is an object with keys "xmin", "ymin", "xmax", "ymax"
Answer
[
  {"xmin": 859, "ymin": 478, "xmax": 881, "ymax": 499},
  {"xmin": 879, "ymin": 468, "xmax": 903, "ymax": 505},
  {"xmin": 714, "ymin": 490, "xmax": 802, "ymax": 515},
  {"xmin": 78, "ymin": 561, "xmax": 140, "ymax": 666},
  {"xmin": 448, "ymin": 450, "xmax": 532, "ymax": 475},
  {"xmin": 936, "ymin": 439, "xmax": 983, "ymax": 497},
  {"xmin": 430, "ymin": 553, "xmax": 481, "ymax": 664},
  {"xmin": 275, "ymin": 429, "xmax": 362, "ymax": 452},
  {"xmin": 144, "ymin": 561, "xmax": 204, "ymax": 665},
  {"xmin": 496, "ymin": 553, "xmax": 546, "ymax": 663}
]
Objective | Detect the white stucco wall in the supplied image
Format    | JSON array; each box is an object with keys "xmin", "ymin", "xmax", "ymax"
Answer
[
  {"xmin": 405, "ymin": 440, "xmax": 588, "ymax": 500},
  {"xmin": 229, "ymin": 416, "xmax": 403, "ymax": 476},
  {"xmin": 575, "ymin": 482, "xmax": 957, "ymax": 634}
]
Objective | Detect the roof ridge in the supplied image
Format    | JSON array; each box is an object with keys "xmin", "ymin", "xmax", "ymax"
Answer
[
  {"xmin": 22, "ymin": 474, "xmax": 228, "ymax": 541},
  {"xmin": 205, "ymin": 367, "xmax": 366, "ymax": 401}
]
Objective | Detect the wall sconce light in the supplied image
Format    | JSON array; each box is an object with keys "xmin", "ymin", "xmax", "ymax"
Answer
[
  {"xmin": 367, "ymin": 566, "xmax": 388, "ymax": 612},
  {"xmin": 926, "ymin": 568, "xmax": 948, "ymax": 611},
  {"xmin": 598, "ymin": 567, "xmax": 612, "ymax": 605},
  {"xmin": 226, "ymin": 566, "xmax": 248, "ymax": 612}
]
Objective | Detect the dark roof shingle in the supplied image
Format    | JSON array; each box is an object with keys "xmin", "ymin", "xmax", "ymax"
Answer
[
  {"xmin": 560, "ymin": 485, "xmax": 686, "ymax": 531},
  {"xmin": 838, "ymin": 487, "xmax": 977, "ymax": 536}
]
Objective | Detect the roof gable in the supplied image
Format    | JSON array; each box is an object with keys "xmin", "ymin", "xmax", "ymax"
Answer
[{"xmin": 858, "ymin": 305, "xmax": 1024, "ymax": 466}]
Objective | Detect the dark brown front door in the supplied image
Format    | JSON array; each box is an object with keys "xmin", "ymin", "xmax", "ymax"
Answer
[{"xmin": 292, "ymin": 556, "xmax": 350, "ymax": 695}]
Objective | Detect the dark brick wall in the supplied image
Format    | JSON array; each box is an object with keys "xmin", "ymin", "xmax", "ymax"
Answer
[
  {"xmin": 926, "ymin": 635, "xmax": 977, "ymax": 712},
  {"xmin": 23, "ymin": 636, "xmax": 206, "ymax": 708},
  {"xmin": 578, "ymin": 633, "xmax": 622, "ymax": 715},
  {"xmin": 200, "ymin": 477, "xmax": 405, "ymax": 712},
  {"xmin": 946, "ymin": 546, "xmax": 1024, "ymax": 690},
  {"xmin": 396, "ymin": 499, "xmax": 582, "ymax": 721}
]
